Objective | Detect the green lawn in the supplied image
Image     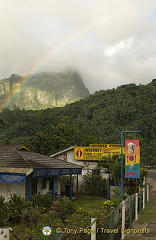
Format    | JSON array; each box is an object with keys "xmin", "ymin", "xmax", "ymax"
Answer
[
  {"xmin": 72, "ymin": 195, "xmax": 106, "ymax": 208},
  {"xmin": 138, "ymin": 194, "xmax": 156, "ymax": 224}
]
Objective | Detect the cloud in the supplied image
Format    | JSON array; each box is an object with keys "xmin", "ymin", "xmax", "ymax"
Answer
[{"xmin": 0, "ymin": 0, "xmax": 156, "ymax": 92}]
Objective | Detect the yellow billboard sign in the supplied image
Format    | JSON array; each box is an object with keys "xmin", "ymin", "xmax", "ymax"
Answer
[
  {"xmin": 74, "ymin": 144, "xmax": 124, "ymax": 161},
  {"xmin": 74, "ymin": 147, "xmax": 102, "ymax": 160}
]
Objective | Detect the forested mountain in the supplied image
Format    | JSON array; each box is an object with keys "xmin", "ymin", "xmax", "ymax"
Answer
[
  {"xmin": 0, "ymin": 80, "xmax": 155, "ymax": 165},
  {"xmin": 0, "ymin": 71, "xmax": 90, "ymax": 111}
]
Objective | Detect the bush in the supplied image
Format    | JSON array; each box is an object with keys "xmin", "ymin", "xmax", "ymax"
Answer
[
  {"xmin": 31, "ymin": 193, "xmax": 53, "ymax": 214},
  {"xmin": 55, "ymin": 196, "xmax": 77, "ymax": 224},
  {"xmin": 103, "ymin": 194, "xmax": 120, "ymax": 210},
  {"xmin": 6, "ymin": 194, "xmax": 26, "ymax": 223},
  {"xmin": 0, "ymin": 195, "xmax": 8, "ymax": 227},
  {"xmin": 22, "ymin": 204, "xmax": 41, "ymax": 227},
  {"xmin": 82, "ymin": 173, "xmax": 107, "ymax": 197}
]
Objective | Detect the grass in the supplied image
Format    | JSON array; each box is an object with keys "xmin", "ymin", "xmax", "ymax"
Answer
[
  {"xmin": 138, "ymin": 194, "xmax": 156, "ymax": 224},
  {"xmin": 125, "ymin": 194, "xmax": 156, "ymax": 240},
  {"xmin": 72, "ymin": 195, "xmax": 105, "ymax": 208}
]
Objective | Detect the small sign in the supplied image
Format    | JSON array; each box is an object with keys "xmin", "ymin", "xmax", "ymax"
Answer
[
  {"xmin": 125, "ymin": 139, "xmax": 140, "ymax": 178},
  {"xmin": 42, "ymin": 226, "xmax": 52, "ymax": 236}
]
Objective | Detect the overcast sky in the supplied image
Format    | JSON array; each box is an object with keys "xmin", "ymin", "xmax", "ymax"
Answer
[{"xmin": 1, "ymin": 0, "xmax": 156, "ymax": 93}]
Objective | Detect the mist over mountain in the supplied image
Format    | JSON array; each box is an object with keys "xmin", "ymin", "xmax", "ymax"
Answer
[{"xmin": 0, "ymin": 71, "xmax": 90, "ymax": 111}]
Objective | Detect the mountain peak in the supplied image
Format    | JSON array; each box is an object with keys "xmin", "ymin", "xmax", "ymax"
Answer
[{"xmin": 0, "ymin": 71, "xmax": 90, "ymax": 111}]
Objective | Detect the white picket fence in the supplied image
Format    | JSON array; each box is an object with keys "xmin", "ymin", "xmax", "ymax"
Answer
[{"xmin": 90, "ymin": 185, "xmax": 150, "ymax": 240}]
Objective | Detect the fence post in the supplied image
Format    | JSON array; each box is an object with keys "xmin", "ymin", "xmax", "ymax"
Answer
[
  {"xmin": 0, "ymin": 228, "xmax": 10, "ymax": 240},
  {"xmin": 91, "ymin": 218, "xmax": 96, "ymax": 240},
  {"xmin": 135, "ymin": 193, "xmax": 138, "ymax": 220},
  {"xmin": 146, "ymin": 184, "xmax": 149, "ymax": 201},
  {"xmin": 129, "ymin": 196, "xmax": 133, "ymax": 228},
  {"xmin": 139, "ymin": 190, "xmax": 142, "ymax": 213},
  {"xmin": 143, "ymin": 188, "xmax": 145, "ymax": 209},
  {"xmin": 121, "ymin": 200, "xmax": 125, "ymax": 240},
  {"xmin": 110, "ymin": 207, "xmax": 114, "ymax": 240}
]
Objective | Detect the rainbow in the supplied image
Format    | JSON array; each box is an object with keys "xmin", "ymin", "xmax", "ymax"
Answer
[{"xmin": 0, "ymin": 21, "xmax": 96, "ymax": 110}]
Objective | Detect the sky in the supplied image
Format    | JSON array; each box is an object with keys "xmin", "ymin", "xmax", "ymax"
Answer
[{"xmin": 1, "ymin": 0, "xmax": 156, "ymax": 93}]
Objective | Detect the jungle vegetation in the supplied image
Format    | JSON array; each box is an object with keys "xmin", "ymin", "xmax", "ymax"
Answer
[{"xmin": 0, "ymin": 80, "xmax": 155, "ymax": 165}]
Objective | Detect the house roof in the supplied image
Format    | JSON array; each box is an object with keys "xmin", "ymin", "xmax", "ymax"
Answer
[
  {"xmin": 50, "ymin": 146, "xmax": 74, "ymax": 158},
  {"xmin": 0, "ymin": 145, "xmax": 82, "ymax": 170},
  {"xmin": 0, "ymin": 167, "xmax": 33, "ymax": 175}
]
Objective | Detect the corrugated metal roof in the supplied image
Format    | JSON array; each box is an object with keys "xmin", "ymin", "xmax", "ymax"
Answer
[{"xmin": 0, "ymin": 145, "xmax": 82, "ymax": 170}]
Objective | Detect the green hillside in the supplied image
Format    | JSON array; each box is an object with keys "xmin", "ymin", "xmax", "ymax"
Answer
[{"xmin": 0, "ymin": 80, "xmax": 155, "ymax": 165}]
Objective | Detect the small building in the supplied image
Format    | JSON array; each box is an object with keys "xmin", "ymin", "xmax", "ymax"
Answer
[
  {"xmin": 0, "ymin": 145, "xmax": 82, "ymax": 201},
  {"xmin": 50, "ymin": 146, "xmax": 110, "ymax": 193}
]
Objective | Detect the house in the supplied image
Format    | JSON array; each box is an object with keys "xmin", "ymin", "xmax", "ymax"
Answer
[
  {"xmin": 0, "ymin": 145, "xmax": 82, "ymax": 201},
  {"xmin": 50, "ymin": 146, "xmax": 110, "ymax": 193}
]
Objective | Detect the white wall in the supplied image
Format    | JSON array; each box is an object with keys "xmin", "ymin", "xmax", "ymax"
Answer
[
  {"xmin": 0, "ymin": 177, "xmax": 61, "ymax": 202},
  {"xmin": 0, "ymin": 183, "xmax": 7, "ymax": 201},
  {"xmin": 0, "ymin": 182, "xmax": 25, "ymax": 202}
]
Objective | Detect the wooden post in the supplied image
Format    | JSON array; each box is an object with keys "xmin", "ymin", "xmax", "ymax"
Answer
[
  {"xmin": 69, "ymin": 174, "xmax": 72, "ymax": 200},
  {"xmin": 110, "ymin": 207, "xmax": 114, "ymax": 240},
  {"xmin": 91, "ymin": 218, "xmax": 96, "ymax": 240},
  {"xmin": 129, "ymin": 197, "xmax": 133, "ymax": 228},
  {"xmin": 108, "ymin": 176, "xmax": 110, "ymax": 200},
  {"xmin": 135, "ymin": 193, "xmax": 138, "ymax": 220},
  {"xmin": 51, "ymin": 177, "xmax": 55, "ymax": 200},
  {"xmin": 139, "ymin": 190, "xmax": 142, "ymax": 213},
  {"xmin": 143, "ymin": 188, "xmax": 145, "ymax": 209},
  {"xmin": 76, "ymin": 174, "xmax": 79, "ymax": 197},
  {"xmin": 28, "ymin": 175, "xmax": 32, "ymax": 201},
  {"xmin": 121, "ymin": 200, "xmax": 125, "ymax": 240},
  {"xmin": 146, "ymin": 184, "xmax": 149, "ymax": 201},
  {"xmin": 0, "ymin": 228, "xmax": 10, "ymax": 240}
]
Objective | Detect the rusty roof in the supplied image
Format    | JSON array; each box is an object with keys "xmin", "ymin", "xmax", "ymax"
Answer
[{"xmin": 0, "ymin": 145, "xmax": 82, "ymax": 170}]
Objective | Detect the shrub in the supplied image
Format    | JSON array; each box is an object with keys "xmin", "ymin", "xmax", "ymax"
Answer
[
  {"xmin": 31, "ymin": 193, "xmax": 53, "ymax": 214},
  {"xmin": 22, "ymin": 205, "xmax": 41, "ymax": 227},
  {"xmin": 55, "ymin": 196, "xmax": 77, "ymax": 224},
  {"xmin": 0, "ymin": 195, "xmax": 8, "ymax": 227},
  {"xmin": 103, "ymin": 194, "xmax": 120, "ymax": 210},
  {"xmin": 82, "ymin": 173, "xmax": 107, "ymax": 197},
  {"xmin": 6, "ymin": 194, "xmax": 26, "ymax": 223}
]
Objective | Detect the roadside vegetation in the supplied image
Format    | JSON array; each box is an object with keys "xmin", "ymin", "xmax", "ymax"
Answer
[
  {"xmin": 1, "ymin": 194, "xmax": 110, "ymax": 240},
  {"xmin": 0, "ymin": 165, "xmax": 147, "ymax": 240},
  {"xmin": 0, "ymin": 81, "xmax": 155, "ymax": 166}
]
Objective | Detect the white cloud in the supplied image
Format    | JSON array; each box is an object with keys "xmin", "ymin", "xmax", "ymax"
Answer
[
  {"xmin": 0, "ymin": 0, "xmax": 156, "ymax": 92},
  {"xmin": 104, "ymin": 38, "xmax": 134, "ymax": 56}
]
